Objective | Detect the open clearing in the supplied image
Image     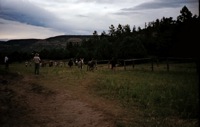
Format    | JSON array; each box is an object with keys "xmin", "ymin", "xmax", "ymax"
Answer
[
  {"xmin": 1, "ymin": 64, "xmax": 129, "ymax": 127},
  {"xmin": 0, "ymin": 63, "xmax": 199, "ymax": 127}
]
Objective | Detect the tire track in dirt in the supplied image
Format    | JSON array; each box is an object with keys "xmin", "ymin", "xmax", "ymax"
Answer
[
  {"xmin": 22, "ymin": 74, "xmax": 116, "ymax": 127},
  {"xmin": 26, "ymin": 90, "xmax": 115, "ymax": 127}
]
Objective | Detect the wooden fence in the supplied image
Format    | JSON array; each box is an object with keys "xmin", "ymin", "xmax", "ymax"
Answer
[
  {"xmin": 96, "ymin": 57, "xmax": 198, "ymax": 72},
  {"xmin": 123, "ymin": 57, "xmax": 197, "ymax": 72}
]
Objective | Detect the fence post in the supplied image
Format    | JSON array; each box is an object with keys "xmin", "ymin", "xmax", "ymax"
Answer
[
  {"xmin": 196, "ymin": 58, "xmax": 200, "ymax": 87},
  {"xmin": 156, "ymin": 57, "xmax": 159, "ymax": 67},
  {"xmin": 124, "ymin": 60, "xmax": 126, "ymax": 70},
  {"xmin": 167, "ymin": 57, "xmax": 169, "ymax": 71},
  {"xmin": 132, "ymin": 60, "xmax": 135, "ymax": 69},
  {"xmin": 95, "ymin": 60, "xmax": 97, "ymax": 70},
  {"xmin": 151, "ymin": 58, "xmax": 154, "ymax": 71}
]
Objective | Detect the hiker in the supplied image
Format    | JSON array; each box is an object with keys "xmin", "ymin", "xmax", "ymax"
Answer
[{"xmin": 33, "ymin": 53, "xmax": 41, "ymax": 75}]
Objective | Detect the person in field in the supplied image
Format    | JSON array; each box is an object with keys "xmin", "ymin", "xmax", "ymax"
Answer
[
  {"xmin": 33, "ymin": 53, "xmax": 41, "ymax": 75},
  {"xmin": 4, "ymin": 56, "xmax": 9, "ymax": 69}
]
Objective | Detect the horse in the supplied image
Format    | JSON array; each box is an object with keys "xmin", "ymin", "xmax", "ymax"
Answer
[
  {"xmin": 68, "ymin": 59, "xmax": 73, "ymax": 68},
  {"xmin": 77, "ymin": 59, "xmax": 84, "ymax": 69},
  {"xmin": 87, "ymin": 60, "xmax": 96, "ymax": 71}
]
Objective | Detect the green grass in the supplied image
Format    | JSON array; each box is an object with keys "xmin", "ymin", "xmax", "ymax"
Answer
[
  {"xmin": 1, "ymin": 62, "xmax": 199, "ymax": 127},
  {"xmin": 93, "ymin": 63, "xmax": 199, "ymax": 119}
]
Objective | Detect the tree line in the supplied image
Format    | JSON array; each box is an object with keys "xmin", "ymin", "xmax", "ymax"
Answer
[
  {"xmin": 1, "ymin": 6, "xmax": 199, "ymax": 63},
  {"xmin": 65, "ymin": 6, "xmax": 199, "ymax": 61}
]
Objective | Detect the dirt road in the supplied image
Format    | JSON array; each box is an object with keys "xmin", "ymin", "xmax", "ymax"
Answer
[{"xmin": 1, "ymin": 73, "xmax": 118, "ymax": 127}]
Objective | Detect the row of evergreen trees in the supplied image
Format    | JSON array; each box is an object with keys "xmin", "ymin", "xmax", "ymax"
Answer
[
  {"xmin": 66, "ymin": 6, "xmax": 200, "ymax": 59},
  {"xmin": 64, "ymin": 6, "xmax": 199, "ymax": 61},
  {"xmin": 1, "ymin": 6, "xmax": 199, "ymax": 63}
]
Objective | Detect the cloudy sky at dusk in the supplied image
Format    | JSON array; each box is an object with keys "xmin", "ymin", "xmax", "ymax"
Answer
[{"xmin": 0, "ymin": 0, "xmax": 199, "ymax": 41}]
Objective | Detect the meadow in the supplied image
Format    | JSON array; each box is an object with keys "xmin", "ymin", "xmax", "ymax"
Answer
[{"xmin": 1, "ymin": 61, "xmax": 199, "ymax": 127}]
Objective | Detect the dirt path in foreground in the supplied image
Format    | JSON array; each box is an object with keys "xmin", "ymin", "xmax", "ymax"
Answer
[
  {"xmin": 1, "ymin": 73, "xmax": 118, "ymax": 127},
  {"xmin": 25, "ymin": 89, "xmax": 116, "ymax": 127}
]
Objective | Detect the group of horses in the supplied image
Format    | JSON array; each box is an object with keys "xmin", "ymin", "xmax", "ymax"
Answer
[
  {"xmin": 28, "ymin": 58, "xmax": 96, "ymax": 71},
  {"xmin": 68, "ymin": 58, "xmax": 96, "ymax": 71}
]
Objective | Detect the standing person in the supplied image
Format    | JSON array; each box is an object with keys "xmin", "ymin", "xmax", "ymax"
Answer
[
  {"xmin": 33, "ymin": 53, "xmax": 41, "ymax": 75},
  {"xmin": 4, "ymin": 56, "xmax": 9, "ymax": 69}
]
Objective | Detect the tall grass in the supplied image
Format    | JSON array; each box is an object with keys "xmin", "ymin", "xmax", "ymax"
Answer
[{"xmin": 93, "ymin": 63, "xmax": 199, "ymax": 119}]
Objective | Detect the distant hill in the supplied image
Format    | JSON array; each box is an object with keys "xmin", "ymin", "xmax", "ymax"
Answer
[{"xmin": 0, "ymin": 35, "xmax": 92, "ymax": 53}]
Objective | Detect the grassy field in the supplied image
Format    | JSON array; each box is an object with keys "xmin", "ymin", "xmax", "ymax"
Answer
[{"xmin": 1, "ymin": 62, "xmax": 199, "ymax": 127}]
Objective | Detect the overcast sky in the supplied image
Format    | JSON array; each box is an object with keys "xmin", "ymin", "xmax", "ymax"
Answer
[{"xmin": 0, "ymin": 0, "xmax": 199, "ymax": 41}]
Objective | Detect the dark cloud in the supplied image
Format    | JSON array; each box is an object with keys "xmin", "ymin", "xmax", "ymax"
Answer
[
  {"xmin": 0, "ymin": 18, "xmax": 65, "ymax": 41},
  {"xmin": 0, "ymin": 0, "xmax": 50, "ymax": 27},
  {"xmin": 121, "ymin": 0, "xmax": 198, "ymax": 11},
  {"xmin": 0, "ymin": 0, "xmax": 71, "ymax": 32}
]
